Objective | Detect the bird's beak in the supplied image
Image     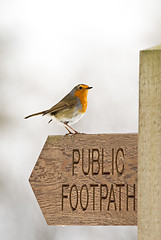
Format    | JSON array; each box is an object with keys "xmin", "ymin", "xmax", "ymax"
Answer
[{"xmin": 86, "ymin": 86, "xmax": 93, "ymax": 89}]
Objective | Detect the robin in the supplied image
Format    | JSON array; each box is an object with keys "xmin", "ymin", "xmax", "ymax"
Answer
[{"xmin": 25, "ymin": 84, "xmax": 92, "ymax": 134}]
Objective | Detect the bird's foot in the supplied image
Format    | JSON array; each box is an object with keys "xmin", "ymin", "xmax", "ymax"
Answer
[
  {"xmin": 65, "ymin": 132, "xmax": 74, "ymax": 136},
  {"xmin": 73, "ymin": 130, "xmax": 79, "ymax": 134}
]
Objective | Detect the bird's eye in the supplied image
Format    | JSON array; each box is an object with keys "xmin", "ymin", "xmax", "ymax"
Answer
[{"xmin": 79, "ymin": 86, "xmax": 83, "ymax": 90}]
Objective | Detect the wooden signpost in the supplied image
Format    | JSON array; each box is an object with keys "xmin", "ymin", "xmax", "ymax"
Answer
[
  {"xmin": 29, "ymin": 44, "xmax": 161, "ymax": 239},
  {"xmin": 29, "ymin": 134, "xmax": 137, "ymax": 225}
]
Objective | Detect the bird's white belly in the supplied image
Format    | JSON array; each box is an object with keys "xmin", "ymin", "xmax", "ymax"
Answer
[
  {"xmin": 60, "ymin": 112, "xmax": 85, "ymax": 125},
  {"xmin": 48, "ymin": 112, "xmax": 85, "ymax": 125}
]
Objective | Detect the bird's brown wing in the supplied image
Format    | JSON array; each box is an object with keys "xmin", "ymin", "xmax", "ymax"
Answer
[
  {"xmin": 25, "ymin": 93, "xmax": 78, "ymax": 119},
  {"xmin": 43, "ymin": 97, "xmax": 76, "ymax": 116}
]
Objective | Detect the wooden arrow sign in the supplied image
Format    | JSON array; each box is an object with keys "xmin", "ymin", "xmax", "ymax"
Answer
[{"xmin": 29, "ymin": 134, "xmax": 137, "ymax": 225}]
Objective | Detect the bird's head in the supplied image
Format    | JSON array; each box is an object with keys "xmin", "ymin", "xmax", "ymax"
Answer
[{"xmin": 74, "ymin": 84, "xmax": 92, "ymax": 97}]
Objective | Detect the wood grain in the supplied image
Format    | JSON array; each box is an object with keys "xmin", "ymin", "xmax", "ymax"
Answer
[
  {"xmin": 29, "ymin": 134, "xmax": 137, "ymax": 225},
  {"xmin": 138, "ymin": 46, "xmax": 161, "ymax": 239}
]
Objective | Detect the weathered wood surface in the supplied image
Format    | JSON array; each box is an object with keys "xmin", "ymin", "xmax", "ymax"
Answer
[
  {"xmin": 138, "ymin": 45, "xmax": 161, "ymax": 239},
  {"xmin": 29, "ymin": 134, "xmax": 137, "ymax": 225}
]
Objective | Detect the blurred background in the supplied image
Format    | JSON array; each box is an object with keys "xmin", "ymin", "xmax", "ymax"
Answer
[{"xmin": 0, "ymin": 0, "xmax": 161, "ymax": 239}]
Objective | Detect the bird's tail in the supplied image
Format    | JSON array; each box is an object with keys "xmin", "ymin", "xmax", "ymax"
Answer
[{"xmin": 24, "ymin": 110, "xmax": 46, "ymax": 119}]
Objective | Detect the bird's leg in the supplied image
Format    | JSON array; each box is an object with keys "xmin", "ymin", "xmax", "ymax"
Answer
[
  {"xmin": 48, "ymin": 119, "xmax": 52, "ymax": 124},
  {"xmin": 66, "ymin": 123, "xmax": 79, "ymax": 134},
  {"xmin": 65, "ymin": 126, "xmax": 74, "ymax": 135}
]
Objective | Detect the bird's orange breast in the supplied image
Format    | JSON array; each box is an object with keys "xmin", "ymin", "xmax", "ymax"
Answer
[{"xmin": 74, "ymin": 90, "xmax": 88, "ymax": 113}]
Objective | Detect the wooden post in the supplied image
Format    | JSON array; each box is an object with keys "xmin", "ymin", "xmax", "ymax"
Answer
[{"xmin": 138, "ymin": 45, "xmax": 161, "ymax": 239}]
